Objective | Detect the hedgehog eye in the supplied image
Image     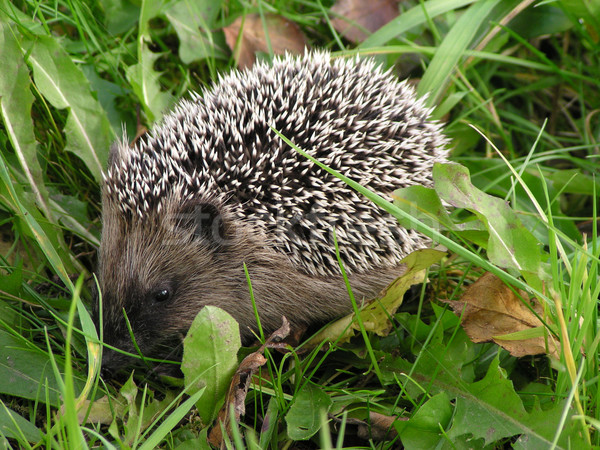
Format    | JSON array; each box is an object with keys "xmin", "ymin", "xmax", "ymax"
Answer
[{"xmin": 153, "ymin": 289, "xmax": 171, "ymax": 303}]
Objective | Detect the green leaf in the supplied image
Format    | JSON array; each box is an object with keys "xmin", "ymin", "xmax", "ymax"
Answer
[
  {"xmin": 81, "ymin": 64, "xmax": 135, "ymax": 139},
  {"xmin": 173, "ymin": 428, "xmax": 210, "ymax": 450},
  {"xmin": 396, "ymin": 392, "xmax": 453, "ymax": 449},
  {"xmin": 509, "ymin": 4, "xmax": 573, "ymax": 39},
  {"xmin": 0, "ymin": 329, "xmax": 64, "ymax": 406},
  {"xmin": 393, "ymin": 185, "xmax": 455, "ymax": 230},
  {"xmin": 28, "ymin": 35, "xmax": 113, "ymax": 182},
  {"xmin": 49, "ymin": 187, "xmax": 100, "ymax": 246},
  {"xmin": 181, "ymin": 306, "xmax": 241, "ymax": 425},
  {"xmin": 259, "ymin": 397, "xmax": 280, "ymax": 448},
  {"xmin": 0, "ymin": 402, "xmax": 42, "ymax": 443},
  {"xmin": 0, "ymin": 23, "xmax": 50, "ymax": 217},
  {"xmin": 0, "ymin": 0, "xmax": 46, "ymax": 35},
  {"xmin": 433, "ymin": 163, "xmax": 542, "ymax": 274},
  {"xmin": 549, "ymin": 169, "xmax": 600, "ymax": 196},
  {"xmin": 120, "ymin": 374, "xmax": 140, "ymax": 445},
  {"xmin": 286, "ymin": 384, "xmax": 333, "ymax": 440},
  {"xmin": 102, "ymin": 0, "xmax": 140, "ymax": 34},
  {"xmin": 380, "ymin": 324, "xmax": 476, "ymax": 398},
  {"xmin": 163, "ymin": 0, "xmax": 224, "ymax": 64}
]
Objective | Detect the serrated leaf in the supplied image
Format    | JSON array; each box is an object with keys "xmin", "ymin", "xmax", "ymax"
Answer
[
  {"xmin": 433, "ymin": 163, "xmax": 542, "ymax": 274},
  {"xmin": 127, "ymin": 0, "xmax": 173, "ymax": 123},
  {"xmin": 120, "ymin": 374, "xmax": 141, "ymax": 445},
  {"xmin": 286, "ymin": 384, "xmax": 332, "ymax": 440},
  {"xmin": 125, "ymin": 43, "xmax": 172, "ymax": 123},
  {"xmin": 28, "ymin": 35, "xmax": 113, "ymax": 181},
  {"xmin": 0, "ymin": 23, "xmax": 50, "ymax": 216},
  {"xmin": 447, "ymin": 356, "xmax": 584, "ymax": 447},
  {"xmin": 181, "ymin": 306, "xmax": 241, "ymax": 425},
  {"xmin": 385, "ymin": 340, "xmax": 583, "ymax": 447}
]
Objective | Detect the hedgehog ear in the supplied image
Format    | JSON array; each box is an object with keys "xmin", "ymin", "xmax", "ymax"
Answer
[{"xmin": 175, "ymin": 201, "xmax": 229, "ymax": 247}]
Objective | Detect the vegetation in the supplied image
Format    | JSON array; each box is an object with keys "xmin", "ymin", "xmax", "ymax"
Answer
[{"xmin": 0, "ymin": 0, "xmax": 599, "ymax": 448}]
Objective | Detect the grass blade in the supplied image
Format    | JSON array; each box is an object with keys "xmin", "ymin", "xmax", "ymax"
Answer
[
  {"xmin": 417, "ymin": 0, "xmax": 517, "ymax": 105},
  {"xmin": 359, "ymin": 0, "xmax": 476, "ymax": 48}
]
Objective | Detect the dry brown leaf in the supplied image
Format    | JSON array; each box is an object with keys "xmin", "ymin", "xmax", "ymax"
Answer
[
  {"xmin": 447, "ymin": 272, "xmax": 559, "ymax": 358},
  {"xmin": 208, "ymin": 318, "xmax": 291, "ymax": 448},
  {"xmin": 223, "ymin": 13, "xmax": 307, "ymax": 69},
  {"xmin": 331, "ymin": 0, "xmax": 398, "ymax": 43}
]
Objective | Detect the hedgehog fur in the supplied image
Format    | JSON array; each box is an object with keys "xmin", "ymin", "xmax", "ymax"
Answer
[{"xmin": 97, "ymin": 51, "xmax": 448, "ymax": 373}]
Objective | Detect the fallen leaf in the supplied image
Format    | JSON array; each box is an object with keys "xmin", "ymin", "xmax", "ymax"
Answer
[
  {"xmin": 223, "ymin": 13, "xmax": 307, "ymax": 69},
  {"xmin": 331, "ymin": 0, "xmax": 398, "ymax": 43},
  {"xmin": 208, "ymin": 318, "xmax": 291, "ymax": 448},
  {"xmin": 447, "ymin": 272, "xmax": 559, "ymax": 358}
]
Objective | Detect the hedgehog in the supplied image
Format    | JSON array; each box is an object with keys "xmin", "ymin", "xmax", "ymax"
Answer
[{"xmin": 96, "ymin": 50, "xmax": 448, "ymax": 374}]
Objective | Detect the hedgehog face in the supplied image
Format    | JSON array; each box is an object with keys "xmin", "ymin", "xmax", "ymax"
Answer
[{"xmin": 95, "ymin": 198, "xmax": 242, "ymax": 375}]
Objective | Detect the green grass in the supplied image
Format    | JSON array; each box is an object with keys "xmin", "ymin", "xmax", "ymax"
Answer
[{"xmin": 1, "ymin": 0, "xmax": 599, "ymax": 448}]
